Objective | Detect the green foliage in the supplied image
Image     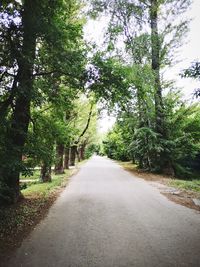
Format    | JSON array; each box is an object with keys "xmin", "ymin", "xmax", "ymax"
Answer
[
  {"xmin": 0, "ymin": 0, "xmax": 88, "ymax": 203},
  {"xmin": 182, "ymin": 61, "xmax": 200, "ymax": 98},
  {"xmin": 87, "ymin": 53, "xmax": 132, "ymax": 109},
  {"xmin": 130, "ymin": 127, "xmax": 161, "ymax": 170},
  {"xmin": 163, "ymin": 98, "xmax": 200, "ymax": 177},
  {"xmin": 103, "ymin": 92, "xmax": 200, "ymax": 178},
  {"xmin": 104, "ymin": 123, "xmax": 132, "ymax": 161},
  {"xmin": 90, "ymin": 0, "xmax": 191, "ymax": 66},
  {"xmin": 24, "ymin": 109, "xmax": 57, "ymax": 169},
  {"xmin": 84, "ymin": 144, "xmax": 100, "ymax": 158},
  {"xmin": 92, "ymin": 0, "xmax": 196, "ymax": 178}
]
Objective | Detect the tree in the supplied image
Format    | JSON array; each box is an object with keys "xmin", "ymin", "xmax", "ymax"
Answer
[
  {"xmin": 0, "ymin": 0, "xmax": 43, "ymax": 203},
  {"xmin": 0, "ymin": 0, "xmax": 86, "ymax": 204},
  {"xmin": 68, "ymin": 95, "xmax": 98, "ymax": 165},
  {"xmin": 90, "ymin": 0, "xmax": 191, "ymax": 174}
]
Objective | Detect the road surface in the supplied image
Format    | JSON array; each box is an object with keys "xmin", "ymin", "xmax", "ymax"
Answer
[{"xmin": 7, "ymin": 156, "xmax": 200, "ymax": 267}]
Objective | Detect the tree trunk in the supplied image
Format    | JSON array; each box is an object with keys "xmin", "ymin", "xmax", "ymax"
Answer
[
  {"xmin": 150, "ymin": 0, "xmax": 164, "ymax": 136},
  {"xmin": 64, "ymin": 146, "xmax": 70, "ymax": 169},
  {"xmin": 80, "ymin": 144, "xmax": 86, "ymax": 161},
  {"xmin": 163, "ymin": 161, "xmax": 175, "ymax": 177},
  {"xmin": 150, "ymin": 0, "xmax": 174, "ymax": 175},
  {"xmin": 76, "ymin": 147, "xmax": 81, "ymax": 162},
  {"xmin": 40, "ymin": 163, "xmax": 52, "ymax": 182},
  {"xmin": 55, "ymin": 143, "xmax": 65, "ymax": 174},
  {"xmin": 0, "ymin": 0, "xmax": 37, "ymax": 204},
  {"xmin": 70, "ymin": 145, "xmax": 77, "ymax": 166}
]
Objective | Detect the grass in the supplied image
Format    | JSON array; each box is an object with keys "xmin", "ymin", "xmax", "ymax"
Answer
[
  {"xmin": 118, "ymin": 161, "xmax": 138, "ymax": 172},
  {"xmin": 118, "ymin": 161, "xmax": 200, "ymax": 193},
  {"xmin": 22, "ymin": 170, "xmax": 71, "ymax": 197},
  {"xmin": 168, "ymin": 179, "xmax": 200, "ymax": 192}
]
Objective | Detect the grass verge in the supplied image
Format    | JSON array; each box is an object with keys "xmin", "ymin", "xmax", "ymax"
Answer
[
  {"xmin": 168, "ymin": 179, "xmax": 200, "ymax": 192},
  {"xmin": 0, "ymin": 164, "xmax": 83, "ymax": 261},
  {"xmin": 22, "ymin": 170, "xmax": 69, "ymax": 197},
  {"xmin": 118, "ymin": 161, "xmax": 200, "ymax": 211},
  {"xmin": 118, "ymin": 162, "xmax": 200, "ymax": 211},
  {"xmin": 119, "ymin": 161, "xmax": 200, "ymax": 193}
]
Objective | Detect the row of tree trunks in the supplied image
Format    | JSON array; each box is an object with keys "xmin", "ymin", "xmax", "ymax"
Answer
[
  {"xmin": 40, "ymin": 143, "xmax": 86, "ymax": 183},
  {"xmin": 69, "ymin": 144, "xmax": 86, "ymax": 165},
  {"xmin": 57, "ymin": 144, "xmax": 86, "ymax": 169},
  {"xmin": 56, "ymin": 144, "xmax": 86, "ymax": 169}
]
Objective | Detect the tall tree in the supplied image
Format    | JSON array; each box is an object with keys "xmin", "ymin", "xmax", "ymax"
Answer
[
  {"xmin": 150, "ymin": 0, "xmax": 163, "ymax": 135},
  {"xmin": 90, "ymin": 0, "xmax": 191, "ymax": 174},
  {"xmin": 69, "ymin": 95, "xmax": 97, "ymax": 165},
  {"xmin": 0, "ymin": 0, "xmax": 41, "ymax": 203},
  {"xmin": 0, "ymin": 0, "xmax": 85, "ymax": 203}
]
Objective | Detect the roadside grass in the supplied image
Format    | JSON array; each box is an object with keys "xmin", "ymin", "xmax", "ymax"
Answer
[
  {"xmin": 119, "ymin": 161, "xmax": 200, "ymax": 193},
  {"xmin": 168, "ymin": 179, "xmax": 200, "ymax": 192},
  {"xmin": 22, "ymin": 170, "xmax": 71, "ymax": 197},
  {"xmin": 0, "ymin": 164, "xmax": 82, "ymax": 259},
  {"xmin": 119, "ymin": 162, "xmax": 138, "ymax": 172}
]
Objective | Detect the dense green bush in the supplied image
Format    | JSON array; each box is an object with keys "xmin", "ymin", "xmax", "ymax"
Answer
[{"xmin": 103, "ymin": 94, "xmax": 200, "ymax": 178}]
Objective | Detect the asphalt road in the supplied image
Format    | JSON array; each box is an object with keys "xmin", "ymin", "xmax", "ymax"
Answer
[{"xmin": 7, "ymin": 156, "xmax": 200, "ymax": 267}]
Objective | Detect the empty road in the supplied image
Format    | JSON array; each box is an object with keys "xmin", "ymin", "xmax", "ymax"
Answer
[{"xmin": 7, "ymin": 156, "xmax": 200, "ymax": 267}]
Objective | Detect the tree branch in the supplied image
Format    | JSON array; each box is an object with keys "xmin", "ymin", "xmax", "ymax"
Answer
[
  {"xmin": 33, "ymin": 70, "xmax": 71, "ymax": 77},
  {"xmin": 76, "ymin": 103, "xmax": 94, "ymax": 144},
  {"xmin": 33, "ymin": 70, "xmax": 56, "ymax": 77},
  {"xmin": 0, "ymin": 75, "xmax": 18, "ymax": 118},
  {"xmin": 0, "ymin": 71, "xmax": 6, "ymax": 83}
]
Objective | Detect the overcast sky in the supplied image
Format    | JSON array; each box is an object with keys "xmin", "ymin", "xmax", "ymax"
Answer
[{"xmin": 84, "ymin": 0, "xmax": 200, "ymax": 133}]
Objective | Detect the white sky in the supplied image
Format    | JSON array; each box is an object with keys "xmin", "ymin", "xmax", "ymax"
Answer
[{"xmin": 84, "ymin": 0, "xmax": 200, "ymax": 133}]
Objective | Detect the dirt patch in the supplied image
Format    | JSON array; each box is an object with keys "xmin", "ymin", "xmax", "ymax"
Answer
[
  {"xmin": 162, "ymin": 192, "xmax": 200, "ymax": 212},
  {"xmin": 119, "ymin": 162, "xmax": 200, "ymax": 213},
  {"xmin": 119, "ymin": 162, "xmax": 170, "ymax": 181},
  {"xmin": 0, "ymin": 191, "xmax": 59, "ymax": 263},
  {"xmin": 119, "ymin": 162, "xmax": 170, "ymax": 184}
]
